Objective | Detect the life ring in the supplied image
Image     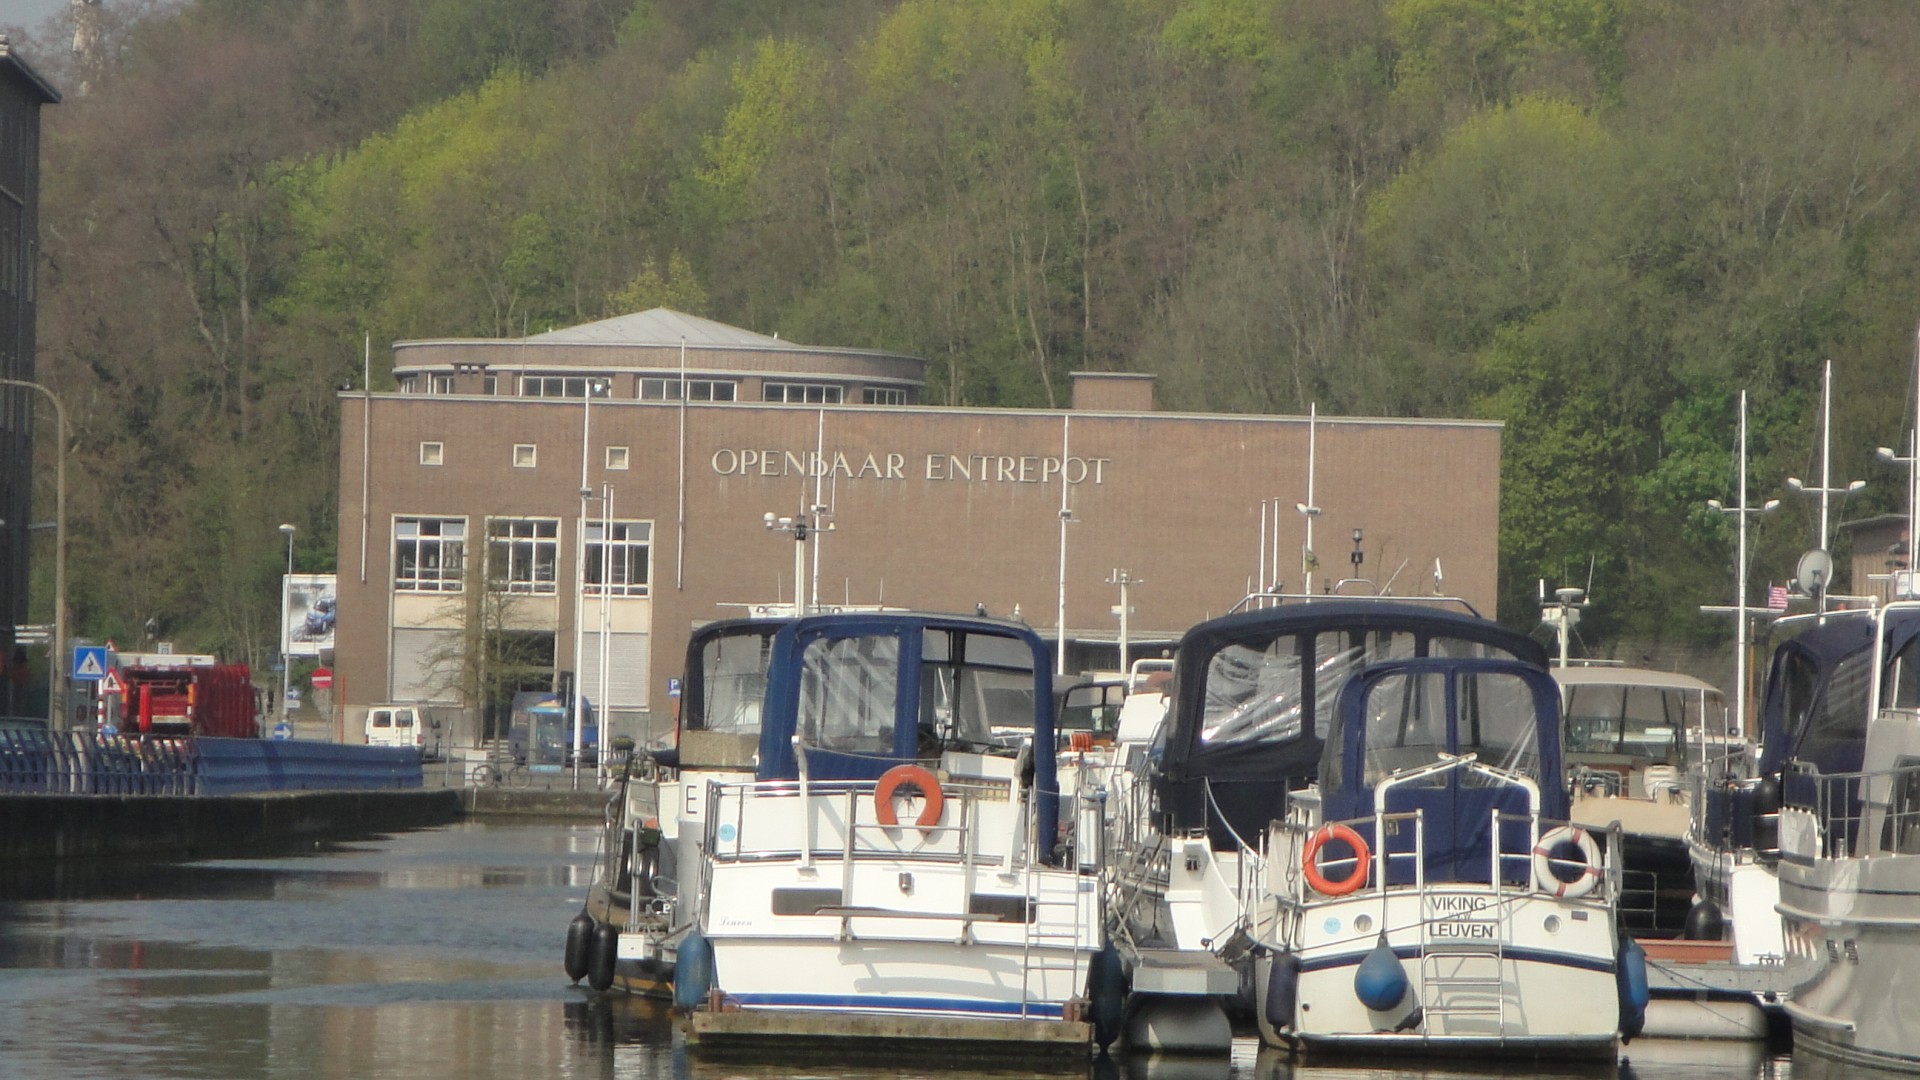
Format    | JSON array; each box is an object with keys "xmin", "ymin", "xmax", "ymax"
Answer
[
  {"xmin": 1303, "ymin": 823, "xmax": 1370, "ymax": 896},
  {"xmin": 874, "ymin": 764, "xmax": 944, "ymax": 830},
  {"xmin": 1533, "ymin": 825, "xmax": 1604, "ymax": 898}
]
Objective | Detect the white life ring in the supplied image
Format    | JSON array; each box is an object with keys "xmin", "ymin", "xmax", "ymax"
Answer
[{"xmin": 1532, "ymin": 825, "xmax": 1603, "ymax": 899}]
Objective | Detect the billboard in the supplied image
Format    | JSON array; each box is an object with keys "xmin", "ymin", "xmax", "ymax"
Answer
[{"xmin": 282, "ymin": 574, "xmax": 337, "ymax": 657}]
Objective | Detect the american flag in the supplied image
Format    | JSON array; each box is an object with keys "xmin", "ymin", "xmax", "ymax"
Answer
[{"xmin": 1768, "ymin": 584, "xmax": 1790, "ymax": 611}]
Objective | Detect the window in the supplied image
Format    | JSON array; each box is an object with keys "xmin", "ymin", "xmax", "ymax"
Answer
[
  {"xmin": 430, "ymin": 374, "xmax": 454, "ymax": 394},
  {"xmin": 763, "ymin": 382, "xmax": 843, "ymax": 404},
  {"xmin": 487, "ymin": 518, "xmax": 560, "ymax": 594},
  {"xmin": 512, "ymin": 444, "xmax": 537, "ymax": 468},
  {"xmin": 394, "ymin": 517, "xmax": 466, "ymax": 592},
  {"xmin": 606, "ymin": 447, "xmax": 630, "ymax": 470},
  {"xmin": 585, "ymin": 521, "xmax": 651, "ymax": 597},
  {"xmin": 483, "ymin": 375, "xmax": 499, "ymax": 395},
  {"xmin": 520, "ymin": 376, "xmax": 610, "ymax": 399},
  {"xmin": 862, "ymin": 387, "xmax": 907, "ymax": 405},
  {"xmin": 639, "ymin": 377, "xmax": 737, "ymax": 401},
  {"xmin": 420, "ymin": 442, "xmax": 444, "ymax": 466}
]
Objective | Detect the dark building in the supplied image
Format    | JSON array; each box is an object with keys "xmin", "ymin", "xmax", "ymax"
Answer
[{"xmin": 0, "ymin": 37, "xmax": 58, "ymax": 718}]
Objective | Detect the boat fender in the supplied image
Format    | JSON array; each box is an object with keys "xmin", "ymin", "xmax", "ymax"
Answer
[
  {"xmin": 1303, "ymin": 823, "xmax": 1370, "ymax": 897},
  {"xmin": 564, "ymin": 910, "xmax": 595, "ymax": 984},
  {"xmin": 1532, "ymin": 825, "xmax": 1603, "ymax": 899},
  {"xmin": 1265, "ymin": 951, "xmax": 1301, "ymax": 1030},
  {"xmin": 1353, "ymin": 933, "xmax": 1409, "ymax": 1013},
  {"xmin": 673, "ymin": 928, "xmax": 715, "ymax": 1012},
  {"xmin": 1683, "ymin": 898, "xmax": 1725, "ymax": 941},
  {"xmin": 874, "ymin": 764, "xmax": 944, "ymax": 830},
  {"xmin": 1088, "ymin": 941, "xmax": 1127, "ymax": 1050},
  {"xmin": 587, "ymin": 922, "xmax": 619, "ymax": 992},
  {"xmin": 1616, "ymin": 936, "xmax": 1649, "ymax": 1042}
]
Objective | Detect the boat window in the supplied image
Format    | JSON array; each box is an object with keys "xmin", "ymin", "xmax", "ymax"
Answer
[
  {"xmin": 1880, "ymin": 759, "xmax": 1920, "ymax": 855},
  {"xmin": 799, "ymin": 634, "xmax": 903, "ymax": 756},
  {"xmin": 1800, "ymin": 650, "xmax": 1873, "ymax": 764},
  {"xmin": 919, "ymin": 629, "xmax": 1035, "ymax": 752},
  {"xmin": 1887, "ymin": 637, "xmax": 1920, "ymax": 710},
  {"xmin": 1456, "ymin": 671, "xmax": 1540, "ymax": 783},
  {"xmin": 1360, "ymin": 671, "xmax": 1447, "ymax": 785},
  {"xmin": 1203, "ymin": 637, "xmax": 1307, "ymax": 747},
  {"xmin": 693, "ymin": 628, "xmax": 776, "ymax": 734}
]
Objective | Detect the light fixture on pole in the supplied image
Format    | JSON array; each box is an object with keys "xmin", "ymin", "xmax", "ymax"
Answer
[
  {"xmin": 1, "ymin": 377, "xmax": 67, "ymax": 730},
  {"xmin": 1703, "ymin": 391, "xmax": 1779, "ymax": 738},
  {"xmin": 764, "ymin": 509, "xmax": 811, "ymax": 615},
  {"xmin": 278, "ymin": 523, "xmax": 296, "ymax": 723}
]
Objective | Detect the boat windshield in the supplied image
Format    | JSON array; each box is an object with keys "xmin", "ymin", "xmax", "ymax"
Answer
[
  {"xmin": 1200, "ymin": 628, "xmax": 1516, "ymax": 750},
  {"xmin": 694, "ymin": 626, "xmax": 778, "ymax": 734},
  {"xmin": 1562, "ymin": 681, "xmax": 1727, "ymax": 764},
  {"xmin": 1353, "ymin": 669, "xmax": 1541, "ymax": 786}
]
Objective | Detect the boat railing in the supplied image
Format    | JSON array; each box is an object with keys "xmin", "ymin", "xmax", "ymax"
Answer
[
  {"xmin": 1226, "ymin": 590, "xmax": 1483, "ymax": 617},
  {"xmin": 1782, "ymin": 753, "xmax": 1920, "ymax": 860}
]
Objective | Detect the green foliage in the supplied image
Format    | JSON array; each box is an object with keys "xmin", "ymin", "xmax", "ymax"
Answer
[{"xmin": 34, "ymin": 0, "xmax": 1920, "ymax": 667}]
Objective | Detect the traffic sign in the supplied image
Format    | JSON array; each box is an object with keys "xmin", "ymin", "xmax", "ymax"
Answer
[
  {"xmin": 271, "ymin": 722, "xmax": 293, "ymax": 740},
  {"xmin": 668, "ymin": 677, "xmax": 682, "ymax": 698},
  {"xmin": 72, "ymin": 645, "xmax": 108, "ymax": 681},
  {"xmin": 101, "ymin": 670, "xmax": 124, "ymax": 696},
  {"xmin": 311, "ymin": 667, "xmax": 333, "ymax": 691}
]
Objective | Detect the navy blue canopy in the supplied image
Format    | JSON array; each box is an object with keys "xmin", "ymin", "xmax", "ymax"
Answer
[
  {"xmin": 1758, "ymin": 608, "xmax": 1920, "ymax": 778},
  {"xmin": 1151, "ymin": 600, "xmax": 1545, "ymax": 850}
]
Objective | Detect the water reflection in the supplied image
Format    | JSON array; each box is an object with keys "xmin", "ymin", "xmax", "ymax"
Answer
[{"xmin": 0, "ymin": 820, "xmax": 1801, "ymax": 1080}]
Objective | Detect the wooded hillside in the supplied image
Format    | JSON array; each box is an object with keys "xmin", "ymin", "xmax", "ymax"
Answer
[{"xmin": 12, "ymin": 0, "xmax": 1920, "ymax": 668}]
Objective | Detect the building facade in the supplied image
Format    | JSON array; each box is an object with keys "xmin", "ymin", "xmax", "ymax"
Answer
[
  {"xmin": 335, "ymin": 309, "xmax": 1506, "ymax": 748},
  {"xmin": 0, "ymin": 38, "xmax": 58, "ymax": 718}
]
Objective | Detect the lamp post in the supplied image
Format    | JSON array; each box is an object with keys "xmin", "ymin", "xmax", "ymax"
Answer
[
  {"xmin": 763, "ymin": 509, "xmax": 812, "ymax": 615},
  {"xmin": 1704, "ymin": 391, "xmax": 1779, "ymax": 737},
  {"xmin": 1, "ymin": 377, "xmax": 66, "ymax": 729},
  {"xmin": 1784, "ymin": 363, "xmax": 1866, "ymax": 589},
  {"xmin": 278, "ymin": 523, "xmax": 296, "ymax": 724}
]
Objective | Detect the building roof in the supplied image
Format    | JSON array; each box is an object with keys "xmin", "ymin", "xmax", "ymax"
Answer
[
  {"xmin": 0, "ymin": 36, "xmax": 62, "ymax": 104},
  {"xmin": 526, "ymin": 308, "xmax": 788, "ymax": 349}
]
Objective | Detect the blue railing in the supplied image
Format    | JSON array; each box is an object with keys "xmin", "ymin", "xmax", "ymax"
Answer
[{"xmin": 0, "ymin": 730, "xmax": 422, "ymax": 796}]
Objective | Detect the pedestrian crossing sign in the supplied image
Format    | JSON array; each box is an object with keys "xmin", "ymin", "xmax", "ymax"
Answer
[{"xmin": 72, "ymin": 645, "xmax": 108, "ymax": 681}]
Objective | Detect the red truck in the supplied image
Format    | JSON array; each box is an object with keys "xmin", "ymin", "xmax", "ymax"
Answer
[{"xmin": 120, "ymin": 662, "xmax": 260, "ymax": 739}]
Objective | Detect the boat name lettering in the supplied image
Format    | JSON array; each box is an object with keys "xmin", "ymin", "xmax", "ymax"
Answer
[
  {"xmin": 1431, "ymin": 919, "xmax": 1499, "ymax": 939},
  {"xmin": 1426, "ymin": 895, "xmax": 1493, "ymax": 914},
  {"xmin": 710, "ymin": 449, "xmax": 1111, "ymax": 486}
]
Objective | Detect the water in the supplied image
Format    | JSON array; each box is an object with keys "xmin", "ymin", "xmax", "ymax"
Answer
[{"xmin": 0, "ymin": 821, "xmax": 1821, "ymax": 1079}]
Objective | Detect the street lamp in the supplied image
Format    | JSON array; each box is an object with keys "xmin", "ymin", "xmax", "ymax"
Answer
[
  {"xmin": 278, "ymin": 523, "xmax": 295, "ymax": 723},
  {"xmin": 1, "ymin": 377, "xmax": 67, "ymax": 730},
  {"xmin": 1702, "ymin": 391, "xmax": 1778, "ymax": 737},
  {"xmin": 764, "ymin": 510, "xmax": 811, "ymax": 615}
]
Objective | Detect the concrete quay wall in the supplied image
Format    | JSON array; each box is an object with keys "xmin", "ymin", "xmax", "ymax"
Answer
[{"xmin": 0, "ymin": 789, "xmax": 464, "ymax": 862}]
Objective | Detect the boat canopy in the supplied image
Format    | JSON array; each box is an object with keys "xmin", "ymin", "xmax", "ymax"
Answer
[
  {"xmin": 1322, "ymin": 658, "xmax": 1565, "ymax": 883},
  {"xmin": 1153, "ymin": 601, "xmax": 1545, "ymax": 850},
  {"xmin": 1758, "ymin": 608, "xmax": 1920, "ymax": 777}
]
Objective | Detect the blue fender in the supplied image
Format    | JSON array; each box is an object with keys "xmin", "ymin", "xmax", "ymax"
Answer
[
  {"xmin": 1354, "ymin": 933, "xmax": 1409, "ymax": 1013},
  {"xmin": 1616, "ymin": 936, "xmax": 1649, "ymax": 1041},
  {"xmin": 1265, "ymin": 951, "xmax": 1301, "ymax": 1030},
  {"xmin": 673, "ymin": 928, "xmax": 714, "ymax": 1012},
  {"xmin": 1088, "ymin": 941, "xmax": 1126, "ymax": 1049}
]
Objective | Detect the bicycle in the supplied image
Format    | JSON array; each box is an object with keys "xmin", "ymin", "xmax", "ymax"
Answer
[{"xmin": 469, "ymin": 755, "xmax": 531, "ymax": 789}]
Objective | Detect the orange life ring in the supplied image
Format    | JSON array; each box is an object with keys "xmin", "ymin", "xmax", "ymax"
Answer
[
  {"xmin": 874, "ymin": 764, "xmax": 944, "ymax": 830},
  {"xmin": 1303, "ymin": 823, "xmax": 1370, "ymax": 896}
]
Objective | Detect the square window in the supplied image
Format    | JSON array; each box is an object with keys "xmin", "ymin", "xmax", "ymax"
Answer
[
  {"xmin": 420, "ymin": 442, "xmax": 444, "ymax": 466},
  {"xmin": 513, "ymin": 444, "xmax": 537, "ymax": 468},
  {"xmin": 607, "ymin": 446, "xmax": 630, "ymax": 470}
]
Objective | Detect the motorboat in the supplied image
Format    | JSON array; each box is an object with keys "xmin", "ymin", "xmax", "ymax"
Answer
[
  {"xmin": 670, "ymin": 611, "xmax": 1111, "ymax": 1058},
  {"xmin": 1774, "ymin": 600, "xmax": 1920, "ymax": 1070},
  {"xmin": 565, "ymin": 616, "xmax": 789, "ymax": 998},
  {"xmin": 1108, "ymin": 596, "xmax": 1641, "ymax": 1056},
  {"xmin": 1556, "ymin": 664, "xmax": 1736, "ymax": 936}
]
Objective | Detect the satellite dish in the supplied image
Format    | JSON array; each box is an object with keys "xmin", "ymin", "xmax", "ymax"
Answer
[{"xmin": 1795, "ymin": 549, "xmax": 1835, "ymax": 598}]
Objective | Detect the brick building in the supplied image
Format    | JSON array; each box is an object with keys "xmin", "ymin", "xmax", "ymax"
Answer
[{"xmin": 334, "ymin": 309, "xmax": 1506, "ymax": 748}]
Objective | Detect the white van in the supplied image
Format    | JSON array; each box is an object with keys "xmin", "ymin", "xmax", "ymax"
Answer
[{"xmin": 365, "ymin": 704, "xmax": 434, "ymax": 757}]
